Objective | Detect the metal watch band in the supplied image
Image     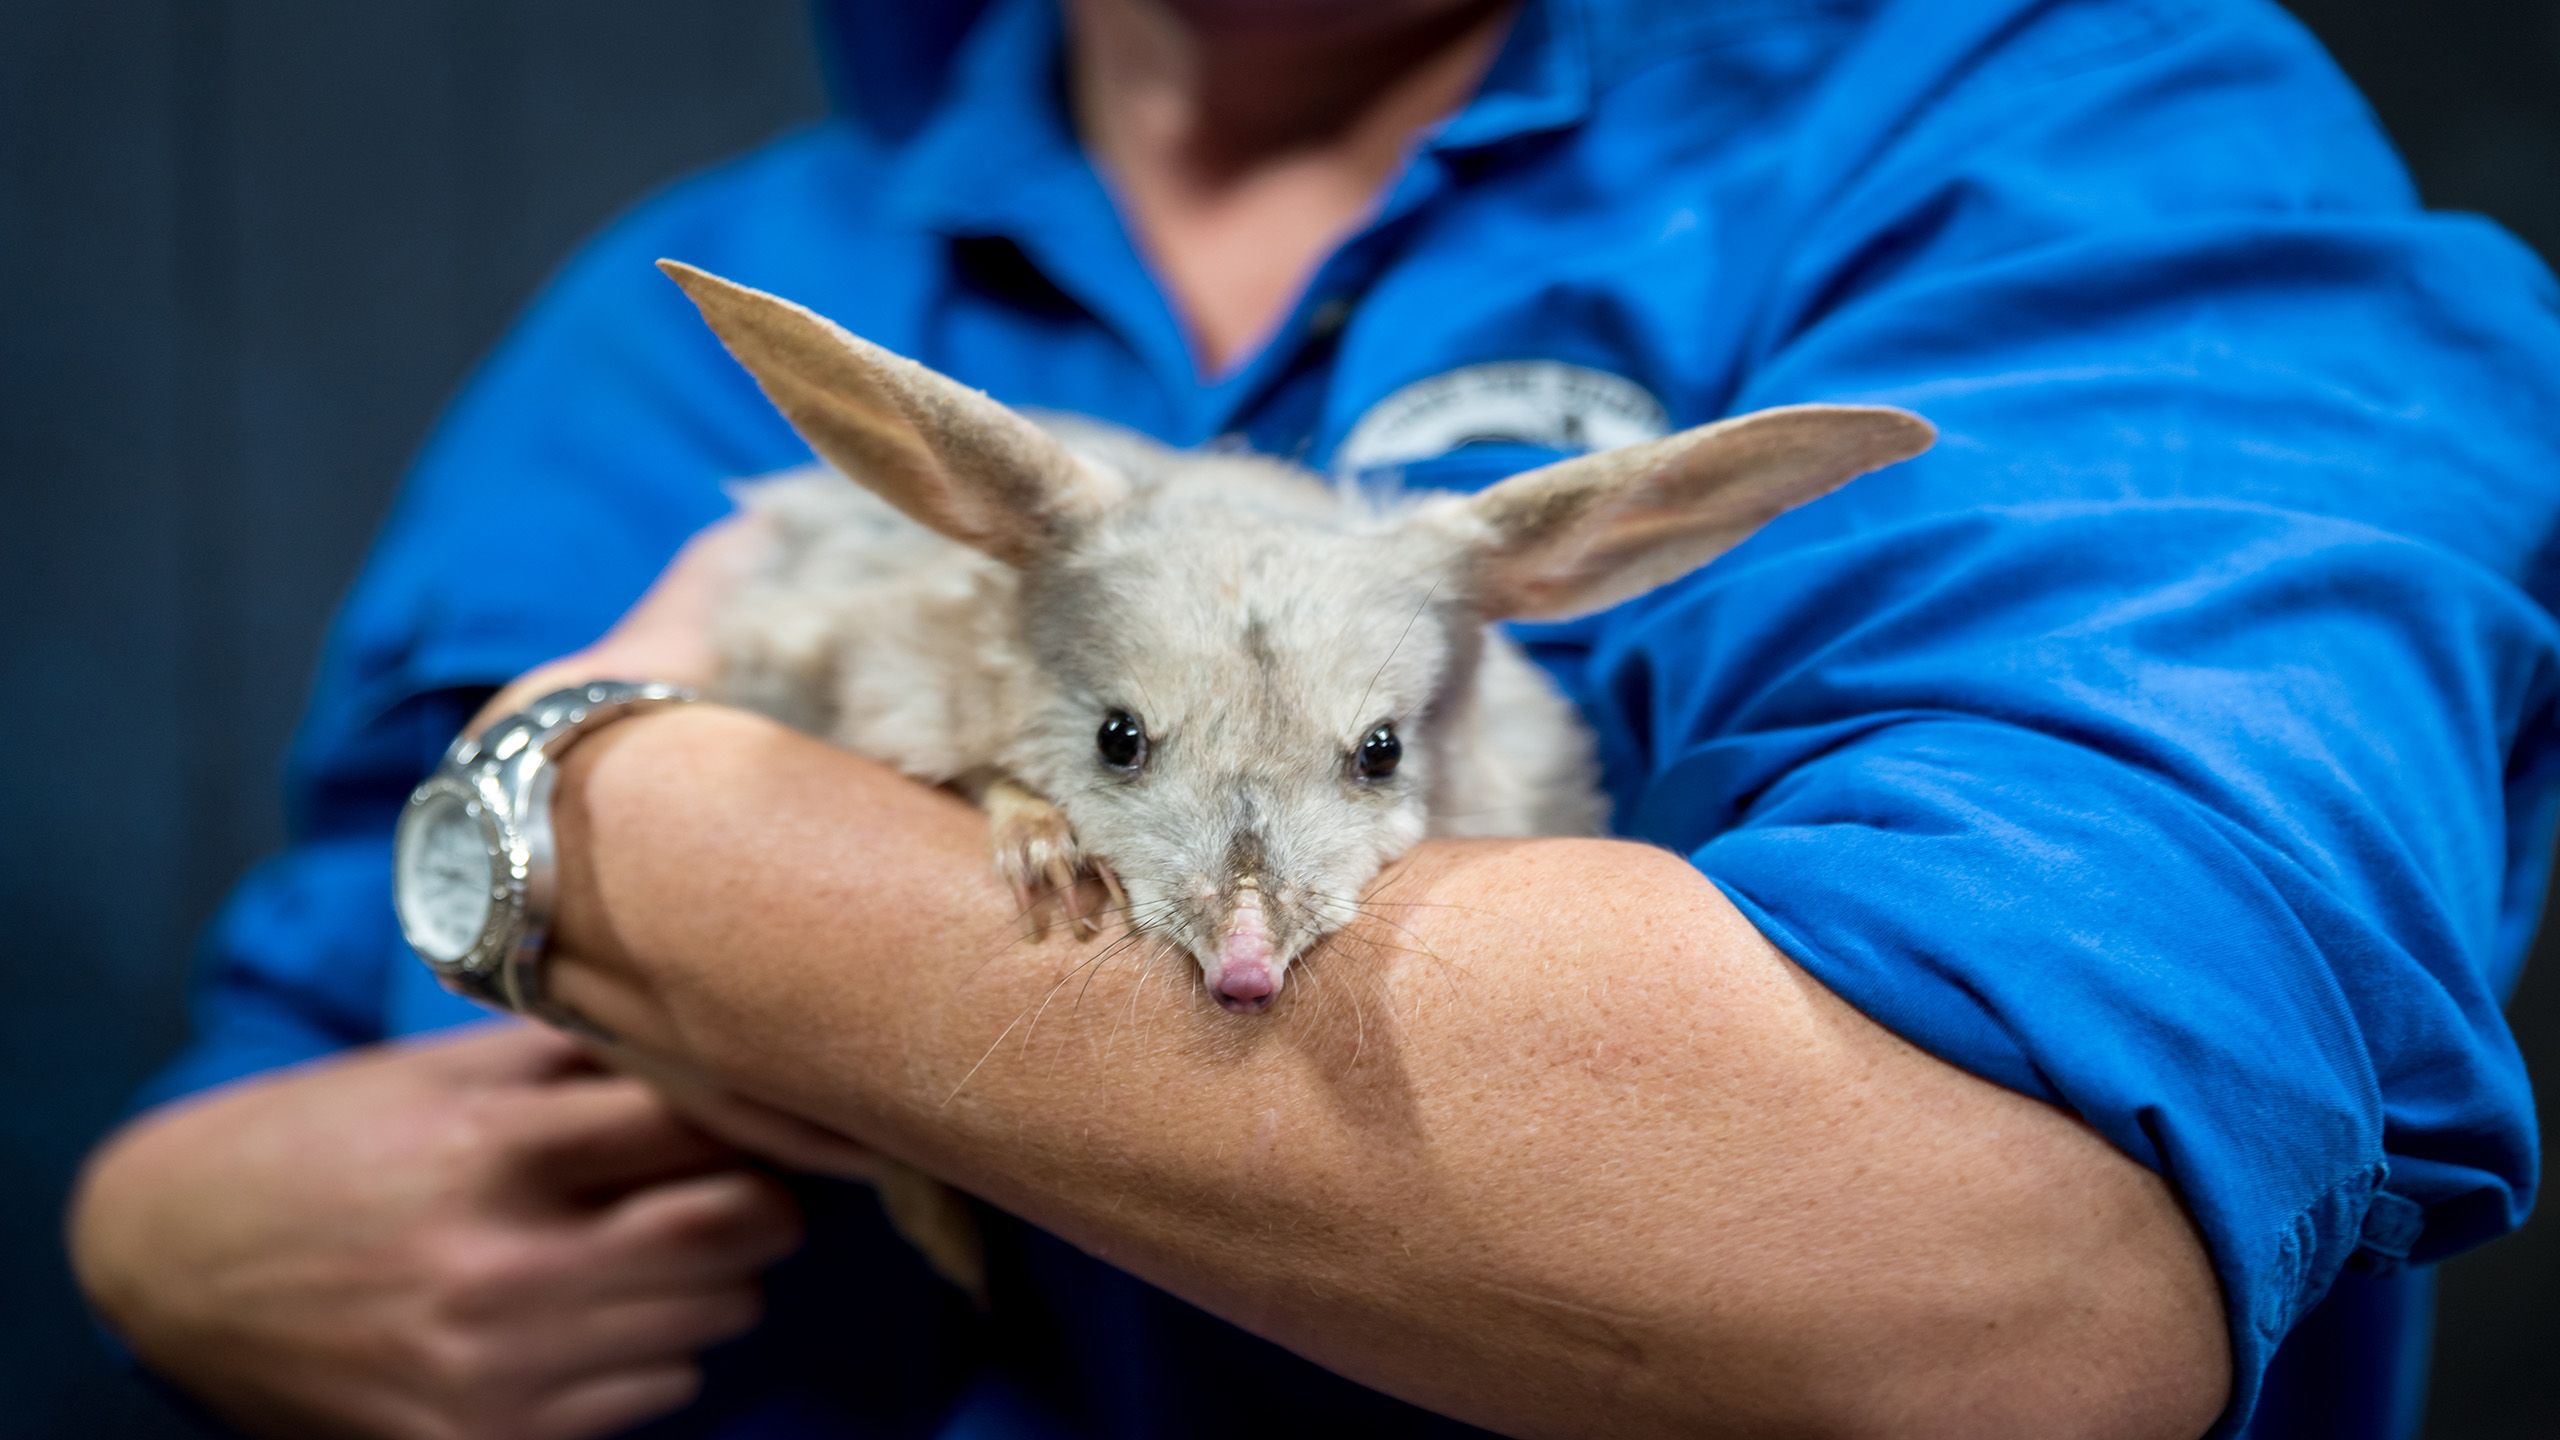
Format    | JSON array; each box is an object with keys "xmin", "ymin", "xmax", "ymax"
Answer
[{"xmin": 402, "ymin": 680, "xmax": 697, "ymax": 1032}]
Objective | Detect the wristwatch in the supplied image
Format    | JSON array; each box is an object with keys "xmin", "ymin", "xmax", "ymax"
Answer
[{"xmin": 392, "ymin": 680, "xmax": 696, "ymax": 1029}]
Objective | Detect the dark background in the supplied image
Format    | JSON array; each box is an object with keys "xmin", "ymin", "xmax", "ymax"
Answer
[{"xmin": 2, "ymin": 2, "xmax": 2554, "ymax": 1435}]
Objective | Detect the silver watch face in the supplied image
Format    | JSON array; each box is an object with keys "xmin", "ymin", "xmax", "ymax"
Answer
[{"xmin": 395, "ymin": 788, "xmax": 497, "ymax": 967}]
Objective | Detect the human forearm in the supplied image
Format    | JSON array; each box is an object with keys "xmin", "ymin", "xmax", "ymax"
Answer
[{"xmin": 548, "ymin": 705, "xmax": 2228, "ymax": 1439}]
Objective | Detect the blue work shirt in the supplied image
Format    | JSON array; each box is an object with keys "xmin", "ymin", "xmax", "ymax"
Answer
[{"xmin": 144, "ymin": 0, "xmax": 2559, "ymax": 1434}]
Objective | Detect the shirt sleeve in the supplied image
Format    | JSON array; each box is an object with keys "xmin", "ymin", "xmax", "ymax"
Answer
[
  {"xmin": 1569, "ymin": 5, "xmax": 2560, "ymax": 1432},
  {"xmin": 138, "ymin": 143, "xmax": 824, "ymax": 1110}
]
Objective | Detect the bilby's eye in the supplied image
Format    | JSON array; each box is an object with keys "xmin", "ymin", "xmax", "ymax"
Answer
[
  {"xmin": 1097, "ymin": 710, "xmax": 1148, "ymax": 770},
  {"xmin": 1353, "ymin": 722, "xmax": 1402, "ymax": 780}
]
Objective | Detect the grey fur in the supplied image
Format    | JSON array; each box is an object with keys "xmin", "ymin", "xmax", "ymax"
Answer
[{"xmin": 718, "ymin": 435, "xmax": 1612, "ymax": 972}]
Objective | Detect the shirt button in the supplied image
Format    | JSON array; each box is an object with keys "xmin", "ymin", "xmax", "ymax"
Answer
[{"xmin": 1306, "ymin": 296, "xmax": 1354, "ymax": 341}]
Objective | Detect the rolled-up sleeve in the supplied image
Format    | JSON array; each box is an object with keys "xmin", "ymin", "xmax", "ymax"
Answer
[{"xmin": 1568, "ymin": 7, "xmax": 2560, "ymax": 1430}]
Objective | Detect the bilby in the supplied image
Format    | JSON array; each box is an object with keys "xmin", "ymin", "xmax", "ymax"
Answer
[{"xmin": 660, "ymin": 259, "xmax": 1933, "ymax": 1294}]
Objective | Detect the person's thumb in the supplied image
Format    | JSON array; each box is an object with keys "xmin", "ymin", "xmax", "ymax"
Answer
[{"xmin": 404, "ymin": 1019, "xmax": 590, "ymax": 1083}]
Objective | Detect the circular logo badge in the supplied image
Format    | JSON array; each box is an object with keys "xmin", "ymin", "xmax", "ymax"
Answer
[{"xmin": 1336, "ymin": 362, "xmax": 1671, "ymax": 473}]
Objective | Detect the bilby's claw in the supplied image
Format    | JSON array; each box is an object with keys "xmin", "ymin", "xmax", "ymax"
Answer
[
  {"xmin": 985, "ymin": 780, "xmax": 1100, "ymax": 941},
  {"xmin": 1048, "ymin": 857, "xmax": 1098, "ymax": 938},
  {"xmin": 1007, "ymin": 874, "xmax": 1043, "ymax": 940}
]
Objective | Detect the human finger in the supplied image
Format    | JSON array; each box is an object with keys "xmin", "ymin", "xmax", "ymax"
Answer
[
  {"xmin": 659, "ymin": 1084, "xmax": 883, "ymax": 1181},
  {"xmin": 583, "ymin": 1169, "xmax": 804, "ymax": 1291},
  {"xmin": 523, "ymin": 1362, "xmax": 705, "ymax": 1440},
  {"xmin": 581, "ymin": 1036, "xmax": 880, "ymax": 1180},
  {"xmin": 583, "ymin": 512, "xmax": 777, "ymax": 682},
  {"xmin": 528, "ymin": 1288, "xmax": 766, "ymax": 1383},
  {"xmin": 405, "ymin": 1020, "xmax": 590, "ymax": 1084},
  {"xmin": 499, "ymin": 1074, "xmax": 741, "ymax": 1196}
]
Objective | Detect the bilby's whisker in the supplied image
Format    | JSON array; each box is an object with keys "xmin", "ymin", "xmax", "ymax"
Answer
[
  {"xmin": 1029, "ymin": 928, "xmax": 1165, "ymax": 1044},
  {"xmin": 1106, "ymin": 929, "xmax": 1177, "ymax": 1060},
  {"xmin": 1073, "ymin": 923, "xmax": 1161, "ymax": 1016},
  {"xmin": 1344, "ymin": 578, "xmax": 1443, "ymax": 736},
  {"xmin": 1307, "ymin": 895, "xmax": 1456, "ymax": 962},
  {"xmin": 1311, "ymin": 916, "xmax": 1467, "ymax": 1007}
]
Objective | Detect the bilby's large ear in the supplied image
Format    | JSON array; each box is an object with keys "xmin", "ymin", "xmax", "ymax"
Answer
[
  {"xmin": 1428, "ymin": 404, "xmax": 1934, "ymax": 621},
  {"xmin": 660, "ymin": 260, "xmax": 1119, "ymax": 567}
]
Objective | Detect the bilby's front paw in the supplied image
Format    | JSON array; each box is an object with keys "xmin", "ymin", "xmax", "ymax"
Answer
[{"xmin": 984, "ymin": 781, "xmax": 1117, "ymax": 939}]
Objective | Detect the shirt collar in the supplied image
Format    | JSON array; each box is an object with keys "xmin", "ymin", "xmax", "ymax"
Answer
[
  {"xmin": 1431, "ymin": 0, "xmax": 1594, "ymax": 155},
  {"xmin": 877, "ymin": 0, "xmax": 1083, "ymax": 236}
]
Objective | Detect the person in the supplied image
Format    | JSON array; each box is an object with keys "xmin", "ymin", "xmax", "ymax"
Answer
[{"xmin": 66, "ymin": 0, "xmax": 2559, "ymax": 1435}]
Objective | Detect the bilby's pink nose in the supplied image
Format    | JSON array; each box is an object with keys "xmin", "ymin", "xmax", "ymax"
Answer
[
  {"xmin": 1214, "ymin": 961, "xmax": 1275, "ymax": 1013},
  {"xmin": 1213, "ymin": 893, "xmax": 1279, "ymax": 1014}
]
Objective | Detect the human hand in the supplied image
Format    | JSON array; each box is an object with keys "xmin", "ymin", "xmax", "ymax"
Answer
[
  {"xmin": 71, "ymin": 1022, "xmax": 803, "ymax": 1440},
  {"xmin": 470, "ymin": 511, "xmax": 771, "ymax": 734}
]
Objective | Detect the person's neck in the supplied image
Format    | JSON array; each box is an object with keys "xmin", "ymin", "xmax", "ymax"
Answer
[
  {"xmin": 1067, "ymin": 0, "xmax": 1519, "ymax": 183},
  {"xmin": 1064, "ymin": 0, "xmax": 1519, "ymax": 376}
]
